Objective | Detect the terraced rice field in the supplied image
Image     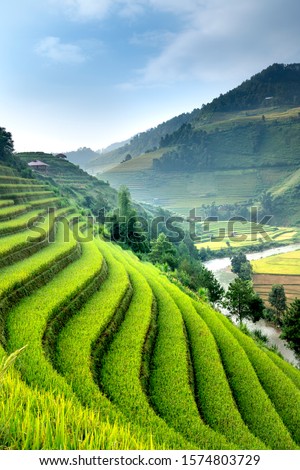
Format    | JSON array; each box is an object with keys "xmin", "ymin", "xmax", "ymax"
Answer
[
  {"xmin": 252, "ymin": 250, "xmax": 300, "ymax": 303},
  {"xmin": 102, "ymin": 162, "xmax": 291, "ymax": 215},
  {"xmin": 1, "ymin": 165, "xmax": 300, "ymax": 450},
  {"xmin": 195, "ymin": 221, "xmax": 299, "ymax": 250}
]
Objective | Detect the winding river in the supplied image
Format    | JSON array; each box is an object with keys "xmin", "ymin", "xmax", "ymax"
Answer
[{"xmin": 204, "ymin": 243, "xmax": 300, "ymax": 365}]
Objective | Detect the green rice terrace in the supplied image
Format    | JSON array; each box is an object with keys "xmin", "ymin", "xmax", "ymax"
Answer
[
  {"xmin": 195, "ymin": 220, "xmax": 300, "ymax": 251},
  {"xmin": 1, "ymin": 162, "xmax": 300, "ymax": 450}
]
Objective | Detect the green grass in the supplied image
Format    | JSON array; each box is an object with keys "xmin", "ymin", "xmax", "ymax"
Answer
[
  {"xmin": 0, "ymin": 222, "xmax": 78, "ymax": 301},
  {"xmin": 0, "ymin": 184, "xmax": 47, "ymax": 194},
  {"xmin": 6, "ymin": 233, "xmax": 103, "ymax": 395},
  {"xmin": 0, "ymin": 199, "xmax": 14, "ymax": 208},
  {"xmin": 0, "ymin": 204, "xmax": 29, "ymax": 221},
  {"xmin": 193, "ymin": 301, "xmax": 296, "ymax": 449},
  {"xmin": 126, "ymin": 255, "xmax": 233, "ymax": 449},
  {"xmin": 0, "ymin": 209, "xmax": 45, "ymax": 236},
  {"xmin": 217, "ymin": 312, "xmax": 300, "ymax": 445},
  {"xmin": 53, "ymin": 239, "xmax": 191, "ymax": 449},
  {"xmin": 1, "ymin": 191, "xmax": 55, "ymax": 202},
  {"xmin": 151, "ymin": 269, "xmax": 266, "ymax": 449},
  {"xmin": 99, "ymin": 245, "xmax": 193, "ymax": 449},
  {"xmin": 0, "ymin": 346, "xmax": 146, "ymax": 450},
  {"xmin": 0, "ymin": 211, "xmax": 56, "ymax": 260},
  {"xmin": 29, "ymin": 197, "xmax": 61, "ymax": 208},
  {"xmin": 0, "ymin": 176, "xmax": 40, "ymax": 184},
  {"xmin": 263, "ymin": 349, "xmax": 300, "ymax": 392},
  {"xmin": 252, "ymin": 250, "xmax": 300, "ymax": 275}
]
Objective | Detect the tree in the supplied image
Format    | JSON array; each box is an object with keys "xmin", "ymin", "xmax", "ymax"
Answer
[
  {"xmin": 223, "ymin": 278, "xmax": 264, "ymax": 324},
  {"xmin": 149, "ymin": 233, "xmax": 178, "ymax": 269},
  {"xmin": 239, "ymin": 261, "xmax": 253, "ymax": 281},
  {"xmin": 231, "ymin": 251, "xmax": 252, "ymax": 280},
  {"xmin": 110, "ymin": 186, "xmax": 150, "ymax": 253},
  {"xmin": 260, "ymin": 191, "xmax": 273, "ymax": 214},
  {"xmin": 0, "ymin": 127, "xmax": 14, "ymax": 163},
  {"xmin": 198, "ymin": 267, "xmax": 224, "ymax": 305},
  {"xmin": 248, "ymin": 294, "xmax": 265, "ymax": 323},
  {"xmin": 118, "ymin": 185, "xmax": 131, "ymax": 218},
  {"xmin": 280, "ymin": 298, "xmax": 300, "ymax": 360},
  {"xmin": 268, "ymin": 284, "xmax": 287, "ymax": 325}
]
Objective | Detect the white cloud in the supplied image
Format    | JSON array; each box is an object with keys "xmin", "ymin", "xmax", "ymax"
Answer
[
  {"xmin": 48, "ymin": 0, "xmax": 300, "ymax": 87},
  {"xmin": 122, "ymin": 0, "xmax": 300, "ymax": 87},
  {"xmin": 49, "ymin": 0, "xmax": 113, "ymax": 20},
  {"xmin": 50, "ymin": 0, "xmax": 198, "ymax": 21},
  {"xmin": 36, "ymin": 37, "xmax": 86, "ymax": 64}
]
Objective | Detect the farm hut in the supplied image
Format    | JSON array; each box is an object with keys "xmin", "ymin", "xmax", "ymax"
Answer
[{"xmin": 28, "ymin": 160, "xmax": 49, "ymax": 174}]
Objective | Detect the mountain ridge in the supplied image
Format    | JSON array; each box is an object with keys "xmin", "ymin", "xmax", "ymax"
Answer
[{"xmin": 88, "ymin": 63, "xmax": 300, "ymax": 173}]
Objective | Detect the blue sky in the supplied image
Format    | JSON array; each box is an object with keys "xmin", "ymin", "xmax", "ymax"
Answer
[{"xmin": 1, "ymin": 0, "xmax": 300, "ymax": 153}]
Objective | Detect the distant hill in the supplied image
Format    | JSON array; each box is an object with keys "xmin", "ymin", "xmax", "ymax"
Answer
[
  {"xmin": 88, "ymin": 63, "xmax": 300, "ymax": 174},
  {"xmin": 95, "ymin": 63, "xmax": 300, "ymax": 225},
  {"xmin": 99, "ymin": 138, "xmax": 132, "ymax": 154},
  {"xmin": 87, "ymin": 112, "xmax": 195, "ymax": 172},
  {"xmin": 64, "ymin": 147, "xmax": 101, "ymax": 169}
]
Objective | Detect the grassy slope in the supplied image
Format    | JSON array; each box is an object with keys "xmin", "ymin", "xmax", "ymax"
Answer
[
  {"xmin": 17, "ymin": 152, "xmax": 118, "ymax": 211},
  {"xmin": 252, "ymin": 250, "xmax": 300, "ymax": 275},
  {"xmin": 195, "ymin": 220, "xmax": 300, "ymax": 251},
  {"xmin": 1, "ymin": 162, "xmax": 300, "ymax": 450},
  {"xmin": 98, "ymin": 107, "xmax": 300, "ymax": 219}
]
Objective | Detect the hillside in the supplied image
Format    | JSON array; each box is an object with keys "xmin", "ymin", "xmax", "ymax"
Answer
[
  {"xmin": 88, "ymin": 63, "xmax": 300, "ymax": 171},
  {"xmin": 94, "ymin": 64, "xmax": 300, "ymax": 223},
  {"xmin": 88, "ymin": 111, "xmax": 195, "ymax": 173},
  {"xmin": 16, "ymin": 151, "xmax": 118, "ymax": 214},
  {"xmin": 1, "ymin": 160, "xmax": 300, "ymax": 450}
]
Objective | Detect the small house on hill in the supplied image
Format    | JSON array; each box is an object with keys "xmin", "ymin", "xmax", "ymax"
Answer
[{"xmin": 28, "ymin": 160, "xmax": 49, "ymax": 173}]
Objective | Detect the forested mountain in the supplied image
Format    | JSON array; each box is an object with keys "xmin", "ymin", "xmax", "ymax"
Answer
[
  {"xmin": 88, "ymin": 111, "xmax": 196, "ymax": 171},
  {"xmin": 88, "ymin": 63, "xmax": 300, "ymax": 172},
  {"xmin": 98, "ymin": 64, "xmax": 300, "ymax": 224},
  {"xmin": 202, "ymin": 63, "xmax": 300, "ymax": 113}
]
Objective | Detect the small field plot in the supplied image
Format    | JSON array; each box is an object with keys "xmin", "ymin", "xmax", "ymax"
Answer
[
  {"xmin": 252, "ymin": 251, "xmax": 300, "ymax": 304},
  {"xmin": 252, "ymin": 251, "xmax": 300, "ymax": 275},
  {"xmin": 195, "ymin": 221, "xmax": 298, "ymax": 251}
]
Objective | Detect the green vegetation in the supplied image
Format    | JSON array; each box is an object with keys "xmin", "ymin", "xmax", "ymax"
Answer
[
  {"xmin": 281, "ymin": 299, "xmax": 300, "ymax": 361},
  {"xmin": 231, "ymin": 251, "xmax": 253, "ymax": 280},
  {"xmin": 0, "ymin": 209, "xmax": 45, "ymax": 235},
  {"xmin": 147, "ymin": 268, "xmax": 265, "ymax": 449},
  {"xmin": 98, "ymin": 246, "xmax": 191, "ymax": 449},
  {"xmin": 268, "ymin": 284, "xmax": 287, "ymax": 325},
  {"xmin": 17, "ymin": 151, "xmax": 118, "ymax": 215},
  {"xmin": 0, "ymin": 346, "xmax": 147, "ymax": 450},
  {"xmin": 252, "ymin": 250, "xmax": 300, "ymax": 275},
  {"xmin": 1, "ymin": 137, "xmax": 300, "ymax": 450},
  {"xmin": 0, "ymin": 204, "xmax": 29, "ymax": 220},
  {"xmin": 217, "ymin": 312, "xmax": 300, "ymax": 445},
  {"xmin": 194, "ymin": 302, "xmax": 297, "ymax": 449},
  {"xmin": 0, "ymin": 221, "xmax": 78, "ymax": 302},
  {"xmin": 0, "ymin": 199, "xmax": 14, "ymax": 208},
  {"xmin": 223, "ymin": 278, "xmax": 265, "ymax": 324},
  {"xmin": 93, "ymin": 64, "xmax": 300, "ymax": 226},
  {"xmin": 135, "ymin": 264, "xmax": 233, "ymax": 449}
]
